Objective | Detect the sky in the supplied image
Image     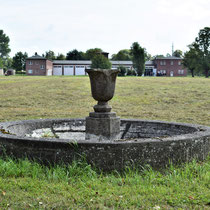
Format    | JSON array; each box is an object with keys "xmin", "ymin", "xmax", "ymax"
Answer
[{"xmin": 0, "ymin": 0, "xmax": 209, "ymax": 58}]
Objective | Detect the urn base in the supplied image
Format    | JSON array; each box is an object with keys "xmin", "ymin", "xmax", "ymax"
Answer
[{"xmin": 85, "ymin": 112, "xmax": 121, "ymax": 141}]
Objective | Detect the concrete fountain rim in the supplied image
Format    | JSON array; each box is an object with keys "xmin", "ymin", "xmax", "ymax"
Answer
[
  {"xmin": 0, "ymin": 118, "xmax": 210, "ymax": 145},
  {"xmin": 0, "ymin": 118, "xmax": 210, "ymax": 171}
]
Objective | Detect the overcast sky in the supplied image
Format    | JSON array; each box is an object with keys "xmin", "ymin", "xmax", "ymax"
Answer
[{"xmin": 1, "ymin": 0, "xmax": 209, "ymax": 58}]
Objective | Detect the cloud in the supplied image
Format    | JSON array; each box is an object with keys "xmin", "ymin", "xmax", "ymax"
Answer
[
  {"xmin": 0, "ymin": 0, "xmax": 209, "ymax": 57},
  {"xmin": 157, "ymin": 0, "xmax": 210, "ymax": 20}
]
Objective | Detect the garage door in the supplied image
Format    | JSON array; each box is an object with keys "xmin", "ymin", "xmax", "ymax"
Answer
[
  {"xmin": 64, "ymin": 65, "xmax": 74, "ymax": 76},
  {"xmin": 75, "ymin": 66, "xmax": 85, "ymax": 75},
  {"xmin": 47, "ymin": 69, "xmax": 52, "ymax": 76},
  {"xmin": 53, "ymin": 66, "xmax": 62, "ymax": 75}
]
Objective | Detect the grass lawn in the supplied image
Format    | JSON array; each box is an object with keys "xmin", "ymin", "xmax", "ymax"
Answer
[
  {"xmin": 0, "ymin": 76, "xmax": 209, "ymax": 126},
  {"xmin": 0, "ymin": 76, "xmax": 210, "ymax": 209}
]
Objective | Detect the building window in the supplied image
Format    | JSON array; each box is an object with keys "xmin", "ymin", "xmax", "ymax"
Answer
[
  {"xmin": 64, "ymin": 65, "xmax": 73, "ymax": 68},
  {"xmin": 157, "ymin": 70, "xmax": 166, "ymax": 76},
  {"xmin": 54, "ymin": 65, "xmax": 62, "ymax": 68},
  {"xmin": 29, "ymin": 61, "xmax": 33, "ymax": 65},
  {"xmin": 178, "ymin": 61, "xmax": 181, "ymax": 65},
  {"xmin": 170, "ymin": 61, "xmax": 173, "ymax": 65},
  {"xmin": 178, "ymin": 70, "xmax": 184, "ymax": 74},
  {"xmin": 160, "ymin": 61, "xmax": 166, "ymax": 65},
  {"xmin": 40, "ymin": 65, "xmax": 44, "ymax": 69},
  {"xmin": 28, "ymin": 70, "xmax": 33, "ymax": 74}
]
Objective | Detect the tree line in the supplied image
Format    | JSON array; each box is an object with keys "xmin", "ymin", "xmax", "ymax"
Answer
[
  {"xmin": 182, "ymin": 27, "xmax": 210, "ymax": 78},
  {"xmin": 0, "ymin": 27, "xmax": 209, "ymax": 77}
]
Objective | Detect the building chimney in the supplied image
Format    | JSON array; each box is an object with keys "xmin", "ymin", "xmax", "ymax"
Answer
[{"xmin": 172, "ymin": 43, "xmax": 174, "ymax": 56}]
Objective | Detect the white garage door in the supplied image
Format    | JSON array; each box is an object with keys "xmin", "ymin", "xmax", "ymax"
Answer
[
  {"xmin": 75, "ymin": 66, "xmax": 85, "ymax": 75},
  {"xmin": 47, "ymin": 69, "xmax": 52, "ymax": 76},
  {"xmin": 64, "ymin": 65, "xmax": 74, "ymax": 76},
  {"xmin": 53, "ymin": 66, "xmax": 62, "ymax": 75}
]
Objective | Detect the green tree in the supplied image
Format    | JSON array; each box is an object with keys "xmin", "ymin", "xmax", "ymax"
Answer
[
  {"xmin": 173, "ymin": 49, "xmax": 183, "ymax": 57},
  {"xmin": 0, "ymin": 30, "xmax": 11, "ymax": 58},
  {"xmin": 42, "ymin": 50, "xmax": 56, "ymax": 60},
  {"xmin": 144, "ymin": 50, "xmax": 152, "ymax": 61},
  {"xmin": 194, "ymin": 27, "xmax": 210, "ymax": 77},
  {"xmin": 0, "ymin": 57, "xmax": 4, "ymax": 69},
  {"xmin": 182, "ymin": 46, "xmax": 202, "ymax": 77},
  {"xmin": 130, "ymin": 42, "xmax": 145, "ymax": 76},
  {"xmin": 66, "ymin": 49, "xmax": 86, "ymax": 60},
  {"xmin": 91, "ymin": 54, "xmax": 111, "ymax": 69},
  {"xmin": 85, "ymin": 48, "xmax": 102, "ymax": 60},
  {"xmin": 12, "ymin": 52, "xmax": 28, "ymax": 72},
  {"xmin": 0, "ymin": 56, "xmax": 13, "ymax": 70},
  {"xmin": 111, "ymin": 49, "xmax": 131, "ymax": 61},
  {"xmin": 4, "ymin": 57, "xmax": 13, "ymax": 70},
  {"xmin": 127, "ymin": 69, "xmax": 136, "ymax": 76},
  {"xmin": 153, "ymin": 54, "xmax": 164, "ymax": 59},
  {"xmin": 56, "ymin": 53, "xmax": 66, "ymax": 60}
]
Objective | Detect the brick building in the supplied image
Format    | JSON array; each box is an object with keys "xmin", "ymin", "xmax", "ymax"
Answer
[
  {"xmin": 26, "ymin": 53, "xmax": 53, "ymax": 76},
  {"xmin": 26, "ymin": 53, "xmax": 187, "ymax": 77},
  {"xmin": 26, "ymin": 53, "xmax": 133, "ymax": 76},
  {"xmin": 144, "ymin": 56, "xmax": 187, "ymax": 76},
  {"xmin": 154, "ymin": 56, "xmax": 187, "ymax": 77}
]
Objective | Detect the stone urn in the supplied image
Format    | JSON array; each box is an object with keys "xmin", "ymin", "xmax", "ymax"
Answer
[
  {"xmin": 85, "ymin": 69, "xmax": 119, "ymax": 112},
  {"xmin": 85, "ymin": 68, "xmax": 120, "ymax": 141}
]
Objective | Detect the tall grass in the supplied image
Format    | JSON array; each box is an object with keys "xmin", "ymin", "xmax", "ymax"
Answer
[
  {"xmin": 0, "ymin": 157, "xmax": 209, "ymax": 208},
  {"xmin": 0, "ymin": 158, "xmax": 97, "ymax": 181}
]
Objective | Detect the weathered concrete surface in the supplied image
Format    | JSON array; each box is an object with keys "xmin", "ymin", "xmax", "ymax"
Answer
[
  {"xmin": 0, "ymin": 118, "xmax": 210, "ymax": 171},
  {"xmin": 86, "ymin": 112, "xmax": 120, "ymax": 141},
  {"xmin": 85, "ymin": 69, "xmax": 120, "ymax": 141},
  {"xmin": 85, "ymin": 69, "xmax": 119, "ymax": 105}
]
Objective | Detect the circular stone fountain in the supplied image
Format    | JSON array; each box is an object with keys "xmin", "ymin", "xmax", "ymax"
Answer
[{"xmin": 0, "ymin": 69, "xmax": 210, "ymax": 171}]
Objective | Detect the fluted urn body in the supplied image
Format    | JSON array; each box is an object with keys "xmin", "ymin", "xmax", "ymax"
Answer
[{"xmin": 85, "ymin": 69, "xmax": 119, "ymax": 112}]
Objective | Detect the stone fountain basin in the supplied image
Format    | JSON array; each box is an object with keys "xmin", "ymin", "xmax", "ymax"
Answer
[{"xmin": 0, "ymin": 118, "xmax": 210, "ymax": 171}]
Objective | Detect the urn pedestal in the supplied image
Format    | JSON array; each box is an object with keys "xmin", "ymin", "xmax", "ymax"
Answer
[
  {"xmin": 86, "ymin": 112, "xmax": 120, "ymax": 141},
  {"xmin": 85, "ymin": 69, "xmax": 120, "ymax": 141}
]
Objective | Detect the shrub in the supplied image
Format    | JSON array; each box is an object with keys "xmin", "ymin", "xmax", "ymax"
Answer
[
  {"xmin": 127, "ymin": 69, "xmax": 132, "ymax": 75},
  {"xmin": 118, "ymin": 66, "xmax": 127, "ymax": 76},
  {"xmin": 127, "ymin": 69, "xmax": 136, "ymax": 76},
  {"xmin": 91, "ymin": 54, "xmax": 112, "ymax": 69}
]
